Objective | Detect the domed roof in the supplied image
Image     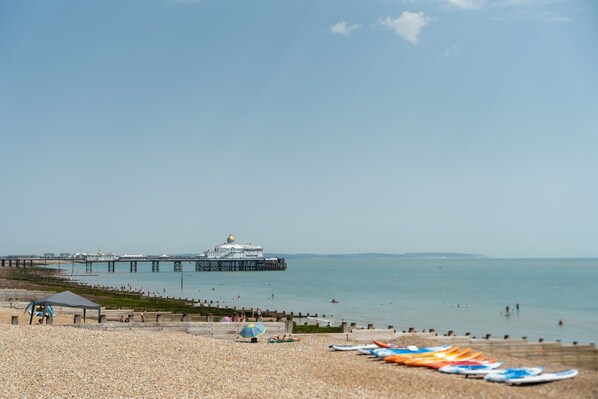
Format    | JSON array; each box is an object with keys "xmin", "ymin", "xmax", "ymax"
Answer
[{"xmin": 227, "ymin": 233, "xmax": 235, "ymax": 243}]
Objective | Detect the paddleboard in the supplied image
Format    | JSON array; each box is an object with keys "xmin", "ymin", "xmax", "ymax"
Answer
[
  {"xmin": 505, "ymin": 369, "xmax": 578, "ymax": 385},
  {"xmin": 330, "ymin": 344, "xmax": 378, "ymax": 351},
  {"xmin": 438, "ymin": 361, "xmax": 504, "ymax": 374},
  {"xmin": 484, "ymin": 367, "xmax": 544, "ymax": 382}
]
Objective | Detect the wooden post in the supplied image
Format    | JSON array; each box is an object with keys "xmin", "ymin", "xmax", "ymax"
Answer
[
  {"xmin": 156, "ymin": 314, "xmax": 164, "ymax": 323},
  {"xmin": 341, "ymin": 322, "xmax": 348, "ymax": 333},
  {"xmin": 74, "ymin": 315, "xmax": 81, "ymax": 324},
  {"xmin": 99, "ymin": 315, "xmax": 107, "ymax": 323},
  {"xmin": 285, "ymin": 316, "xmax": 293, "ymax": 334},
  {"xmin": 11, "ymin": 316, "xmax": 18, "ymax": 325},
  {"xmin": 350, "ymin": 322, "xmax": 357, "ymax": 330},
  {"xmin": 232, "ymin": 313, "xmax": 239, "ymax": 322},
  {"xmin": 206, "ymin": 314, "xmax": 213, "ymax": 322}
]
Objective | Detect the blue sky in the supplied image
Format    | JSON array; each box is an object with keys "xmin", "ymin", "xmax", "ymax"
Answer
[{"xmin": 1, "ymin": 0, "xmax": 597, "ymax": 257}]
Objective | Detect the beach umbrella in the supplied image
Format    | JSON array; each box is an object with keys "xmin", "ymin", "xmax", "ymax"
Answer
[
  {"xmin": 219, "ymin": 316, "xmax": 232, "ymax": 323},
  {"xmin": 240, "ymin": 322, "xmax": 266, "ymax": 338}
]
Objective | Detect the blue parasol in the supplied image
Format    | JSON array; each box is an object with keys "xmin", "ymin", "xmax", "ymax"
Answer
[{"xmin": 240, "ymin": 322, "xmax": 266, "ymax": 338}]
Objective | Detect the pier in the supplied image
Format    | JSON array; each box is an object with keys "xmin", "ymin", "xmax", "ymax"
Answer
[{"xmin": 0, "ymin": 255, "xmax": 287, "ymax": 273}]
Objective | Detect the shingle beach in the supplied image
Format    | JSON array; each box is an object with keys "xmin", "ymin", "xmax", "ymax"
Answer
[{"xmin": 1, "ymin": 308, "xmax": 597, "ymax": 399}]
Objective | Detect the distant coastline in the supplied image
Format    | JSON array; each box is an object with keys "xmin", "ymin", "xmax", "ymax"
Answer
[{"xmin": 266, "ymin": 252, "xmax": 485, "ymax": 260}]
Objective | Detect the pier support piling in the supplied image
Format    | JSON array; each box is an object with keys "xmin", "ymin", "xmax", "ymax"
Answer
[
  {"xmin": 152, "ymin": 261, "xmax": 160, "ymax": 272},
  {"xmin": 130, "ymin": 261, "xmax": 137, "ymax": 273},
  {"xmin": 174, "ymin": 261, "xmax": 182, "ymax": 272}
]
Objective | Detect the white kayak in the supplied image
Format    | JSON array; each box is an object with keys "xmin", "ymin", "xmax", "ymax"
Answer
[
  {"xmin": 484, "ymin": 367, "xmax": 544, "ymax": 382},
  {"xmin": 330, "ymin": 344, "xmax": 378, "ymax": 351},
  {"xmin": 505, "ymin": 369, "xmax": 578, "ymax": 385},
  {"xmin": 438, "ymin": 362, "xmax": 504, "ymax": 375}
]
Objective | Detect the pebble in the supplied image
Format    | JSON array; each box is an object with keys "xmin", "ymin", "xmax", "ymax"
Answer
[{"xmin": 0, "ymin": 308, "xmax": 596, "ymax": 398}]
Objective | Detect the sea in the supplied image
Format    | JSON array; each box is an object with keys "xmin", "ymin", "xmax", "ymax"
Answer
[{"xmin": 62, "ymin": 258, "xmax": 598, "ymax": 345}]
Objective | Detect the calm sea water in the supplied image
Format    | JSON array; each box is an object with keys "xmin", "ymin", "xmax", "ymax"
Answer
[{"xmin": 64, "ymin": 258, "xmax": 598, "ymax": 344}]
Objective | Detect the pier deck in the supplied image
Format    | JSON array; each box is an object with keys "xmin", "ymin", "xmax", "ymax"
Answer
[{"xmin": 0, "ymin": 256, "xmax": 287, "ymax": 272}]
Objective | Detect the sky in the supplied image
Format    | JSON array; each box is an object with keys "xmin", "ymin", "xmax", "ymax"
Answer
[{"xmin": 1, "ymin": 0, "xmax": 597, "ymax": 258}]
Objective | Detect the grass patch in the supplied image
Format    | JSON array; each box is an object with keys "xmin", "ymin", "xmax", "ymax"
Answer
[{"xmin": 293, "ymin": 323, "xmax": 342, "ymax": 334}]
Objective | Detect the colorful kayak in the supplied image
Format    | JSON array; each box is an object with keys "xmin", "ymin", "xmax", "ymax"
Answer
[
  {"xmin": 505, "ymin": 369, "xmax": 578, "ymax": 385},
  {"xmin": 424, "ymin": 355, "xmax": 496, "ymax": 370},
  {"xmin": 384, "ymin": 346, "xmax": 460, "ymax": 364},
  {"xmin": 438, "ymin": 362, "xmax": 505, "ymax": 374},
  {"xmin": 484, "ymin": 367, "xmax": 544, "ymax": 382},
  {"xmin": 368, "ymin": 345, "xmax": 451, "ymax": 359},
  {"xmin": 404, "ymin": 349, "xmax": 484, "ymax": 367}
]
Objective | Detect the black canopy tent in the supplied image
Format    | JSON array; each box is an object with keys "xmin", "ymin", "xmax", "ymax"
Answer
[{"xmin": 28, "ymin": 290, "xmax": 101, "ymax": 325}]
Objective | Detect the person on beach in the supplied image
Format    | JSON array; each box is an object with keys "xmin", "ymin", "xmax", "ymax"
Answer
[
  {"xmin": 141, "ymin": 313, "xmax": 146, "ymax": 323},
  {"xmin": 119, "ymin": 315, "xmax": 124, "ymax": 323},
  {"xmin": 505, "ymin": 305, "xmax": 510, "ymax": 314}
]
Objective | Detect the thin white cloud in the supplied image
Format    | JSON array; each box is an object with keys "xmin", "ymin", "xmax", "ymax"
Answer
[
  {"xmin": 495, "ymin": 0, "xmax": 566, "ymax": 6},
  {"xmin": 535, "ymin": 11, "xmax": 570, "ymax": 22},
  {"xmin": 444, "ymin": 44, "xmax": 462, "ymax": 57},
  {"xmin": 380, "ymin": 12, "xmax": 432, "ymax": 45},
  {"xmin": 330, "ymin": 21, "xmax": 362, "ymax": 36},
  {"xmin": 493, "ymin": 9, "xmax": 570, "ymax": 22},
  {"xmin": 443, "ymin": 0, "xmax": 484, "ymax": 10}
]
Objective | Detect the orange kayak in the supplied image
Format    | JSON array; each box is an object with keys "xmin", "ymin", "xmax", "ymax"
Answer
[{"xmin": 373, "ymin": 339, "xmax": 392, "ymax": 348}]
